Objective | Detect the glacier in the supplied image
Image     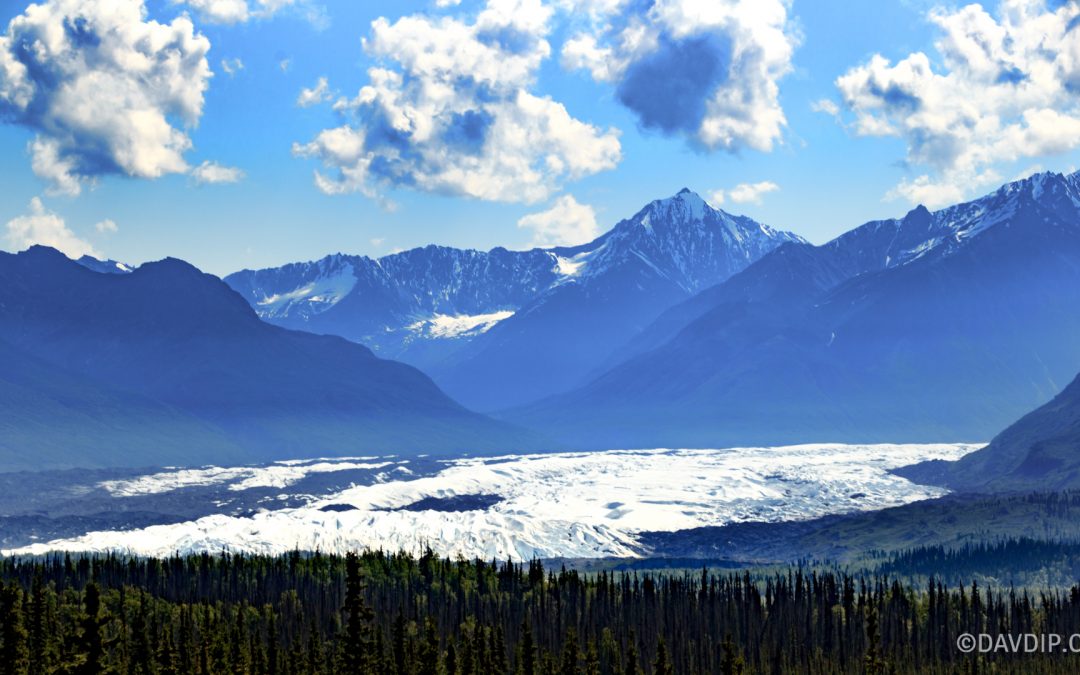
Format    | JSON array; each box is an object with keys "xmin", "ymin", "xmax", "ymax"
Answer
[{"xmin": 6, "ymin": 443, "xmax": 979, "ymax": 561}]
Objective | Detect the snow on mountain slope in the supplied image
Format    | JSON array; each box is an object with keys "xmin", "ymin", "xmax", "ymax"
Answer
[
  {"xmin": 76, "ymin": 255, "xmax": 132, "ymax": 274},
  {"xmin": 408, "ymin": 311, "xmax": 515, "ymax": 339},
  {"xmin": 822, "ymin": 170, "xmax": 1080, "ymax": 275},
  {"xmin": 7, "ymin": 443, "xmax": 979, "ymax": 561},
  {"xmin": 224, "ymin": 247, "xmax": 561, "ymax": 367},
  {"xmin": 254, "ymin": 263, "xmax": 358, "ymax": 318},
  {"xmin": 516, "ymin": 171, "xmax": 1080, "ymax": 451},
  {"xmin": 423, "ymin": 190, "xmax": 807, "ymax": 409},
  {"xmin": 223, "ymin": 191, "xmax": 802, "ymax": 391},
  {"xmin": 557, "ymin": 188, "xmax": 806, "ymax": 293}
]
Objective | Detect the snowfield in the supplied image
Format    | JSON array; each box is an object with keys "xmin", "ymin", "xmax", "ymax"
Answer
[
  {"xmin": 98, "ymin": 458, "xmax": 397, "ymax": 496},
  {"xmin": 407, "ymin": 311, "xmax": 515, "ymax": 339},
  {"xmin": 8, "ymin": 444, "xmax": 979, "ymax": 560}
]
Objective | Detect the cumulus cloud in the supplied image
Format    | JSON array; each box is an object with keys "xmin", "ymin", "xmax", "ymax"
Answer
[
  {"xmin": 4, "ymin": 197, "xmax": 98, "ymax": 259},
  {"xmin": 832, "ymin": 0, "xmax": 1080, "ymax": 206},
  {"xmin": 560, "ymin": 0, "xmax": 797, "ymax": 152},
  {"xmin": 293, "ymin": 0, "xmax": 621, "ymax": 203},
  {"xmin": 94, "ymin": 219, "xmax": 118, "ymax": 234},
  {"xmin": 0, "ymin": 0, "xmax": 212, "ymax": 196},
  {"xmin": 297, "ymin": 77, "xmax": 332, "ymax": 107},
  {"xmin": 191, "ymin": 161, "xmax": 245, "ymax": 185},
  {"xmin": 517, "ymin": 194, "xmax": 601, "ymax": 247},
  {"xmin": 709, "ymin": 180, "xmax": 780, "ymax": 206}
]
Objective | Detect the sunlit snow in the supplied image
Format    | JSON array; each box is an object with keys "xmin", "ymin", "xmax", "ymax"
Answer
[
  {"xmin": 98, "ymin": 459, "xmax": 395, "ymax": 496},
  {"xmin": 407, "ymin": 311, "xmax": 515, "ymax": 339},
  {"xmin": 255, "ymin": 267, "xmax": 358, "ymax": 317},
  {"xmin": 9, "ymin": 443, "xmax": 980, "ymax": 561}
]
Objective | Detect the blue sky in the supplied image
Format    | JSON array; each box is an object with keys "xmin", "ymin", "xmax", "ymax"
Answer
[{"xmin": 2, "ymin": 0, "xmax": 1080, "ymax": 275}]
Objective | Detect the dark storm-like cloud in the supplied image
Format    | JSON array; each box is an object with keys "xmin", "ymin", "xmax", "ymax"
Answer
[
  {"xmin": 561, "ymin": 0, "xmax": 797, "ymax": 152},
  {"xmin": 616, "ymin": 33, "xmax": 732, "ymax": 136}
]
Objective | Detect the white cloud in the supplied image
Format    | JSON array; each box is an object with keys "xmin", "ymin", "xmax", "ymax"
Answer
[
  {"xmin": 1010, "ymin": 164, "xmax": 1045, "ymax": 182},
  {"xmin": 560, "ymin": 0, "xmax": 798, "ymax": 152},
  {"xmin": 294, "ymin": 0, "xmax": 621, "ymax": 203},
  {"xmin": 221, "ymin": 58, "xmax": 245, "ymax": 76},
  {"xmin": 29, "ymin": 137, "xmax": 85, "ymax": 197},
  {"xmin": 832, "ymin": 0, "xmax": 1080, "ymax": 206},
  {"xmin": 94, "ymin": 219, "xmax": 119, "ymax": 234},
  {"xmin": 709, "ymin": 180, "xmax": 780, "ymax": 206},
  {"xmin": 174, "ymin": 0, "xmax": 305, "ymax": 24},
  {"xmin": 0, "ymin": 0, "xmax": 212, "ymax": 195},
  {"xmin": 728, "ymin": 180, "xmax": 780, "ymax": 204},
  {"xmin": 4, "ymin": 197, "xmax": 98, "ymax": 259},
  {"xmin": 517, "ymin": 194, "xmax": 601, "ymax": 247},
  {"xmin": 191, "ymin": 161, "xmax": 246, "ymax": 185},
  {"xmin": 280, "ymin": 58, "xmax": 292, "ymax": 73},
  {"xmin": 884, "ymin": 174, "xmax": 974, "ymax": 207},
  {"xmin": 178, "ymin": 0, "xmax": 251, "ymax": 23},
  {"xmin": 297, "ymin": 77, "xmax": 331, "ymax": 107},
  {"xmin": 810, "ymin": 98, "xmax": 840, "ymax": 117}
]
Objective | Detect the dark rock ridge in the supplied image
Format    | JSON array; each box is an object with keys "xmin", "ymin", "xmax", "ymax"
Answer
[{"xmin": 0, "ymin": 246, "xmax": 540, "ymax": 471}]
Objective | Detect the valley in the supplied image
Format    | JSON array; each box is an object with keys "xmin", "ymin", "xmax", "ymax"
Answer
[{"xmin": 3, "ymin": 443, "xmax": 977, "ymax": 561}]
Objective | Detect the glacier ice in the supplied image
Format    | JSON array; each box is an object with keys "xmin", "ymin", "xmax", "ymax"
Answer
[{"xmin": 8, "ymin": 443, "xmax": 979, "ymax": 561}]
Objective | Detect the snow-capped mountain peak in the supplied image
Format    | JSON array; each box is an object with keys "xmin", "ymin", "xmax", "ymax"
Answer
[
  {"xmin": 76, "ymin": 255, "xmax": 133, "ymax": 275},
  {"xmin": 573, "ymin": 188, "xmax": 804, "ymax": 294},
  {"xmin": 931, "ymin": 170, "xmax": 1080, "ymax": 243},
  {"xmin": 639, "ymin": 188, "xmax": 713, "ymax": 229},
  {"xmin": 828, "ymin": 170, "xmax": 1080, "ymax": 274},
  {"xmin": 224, "ymin": 189, "xmax": 804, "ymax": 398}
]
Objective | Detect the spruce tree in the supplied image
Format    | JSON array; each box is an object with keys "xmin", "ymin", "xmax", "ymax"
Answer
[
  {"xmin": 492, "ymin": 624, "xmax": 509, "ymax": 675},
  {"xmin": 0, "ymin": 582, "xmax": 29, "ymax": 675},
  {"xmin": 154, "ymin": 623, "xmax": 178, "ymax": 675},
  {"xmin": 624, "ymin": 631, "xmax": 639, "ymax": 675},
  {"xmin": 864, "ymin": 606, "xmax": 885, "ymax": 675},
  {"xmin": 720, "ymin": 634, "xmax": 744, "ymax": 675},
  {"xmin": 559, "ymin": 627, "xmax": 579, "ymax": 675},
  {"xmin": 340, "ymin": 553, "xmax": 375, "ymax": 675},
  {"xmin": 27, "ymin": 575, "xmax": 48, "ymax": 675},
  {"xmin": 73, "ymin": 582, "xmax": 109, "ymax": 675},
  {"xmin": 583, "ymin": 640, "xmax": 600, "ymax": 675},
  {"xmin": 652, "ymin": 637, "xmax": 673, "ymax": 675},
  {"xmin": 444, "ymin": 641, "xmax": 458, "ymax": 675},
  {"xmin": 418, "ymin": 616, "xmax": 440, "ymax": 675},
  {"xmin": 518, "ymin": 620, "xmax": 536, "ymax": 675},
  {"xmin": 392, "ymin": 613, "xmax": 407, "ymax": 675},
  {"xmin": 127, "ymin": 592, "xmax": 153, "ymax": 675}
]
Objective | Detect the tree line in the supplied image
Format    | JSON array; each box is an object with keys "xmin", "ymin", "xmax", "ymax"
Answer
[{"xmin": 1, "ymin": 549, "xmax": 1079, "ymax": 673}]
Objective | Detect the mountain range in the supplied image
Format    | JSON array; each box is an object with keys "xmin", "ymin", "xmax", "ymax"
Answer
[
  {"xmin": 226, "ymin": 173, "xmax": 1080, "ymax": 450},
  {"xmin": 511, "ymin": 171, "xmax": 1080, "ymax": 447},
  {"xmin": 0, "ymin": 246, "xmax": 536, "ymax": 471},
  {"xmin": 225, "ymin": 189, "xmax": 805, "ymax": 409},
  {"xmin": 221, "ymin": 170, "xmax": 1080, "ymax": 449},
  {"xmin": 8, "ymin": 170, "xmax": 1080, "ymax": 471}
]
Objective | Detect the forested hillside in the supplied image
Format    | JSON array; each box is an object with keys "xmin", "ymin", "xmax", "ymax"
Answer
[{"xmin": 2, "ymin": 550, "xmax": 1080, "ymax": 674}]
